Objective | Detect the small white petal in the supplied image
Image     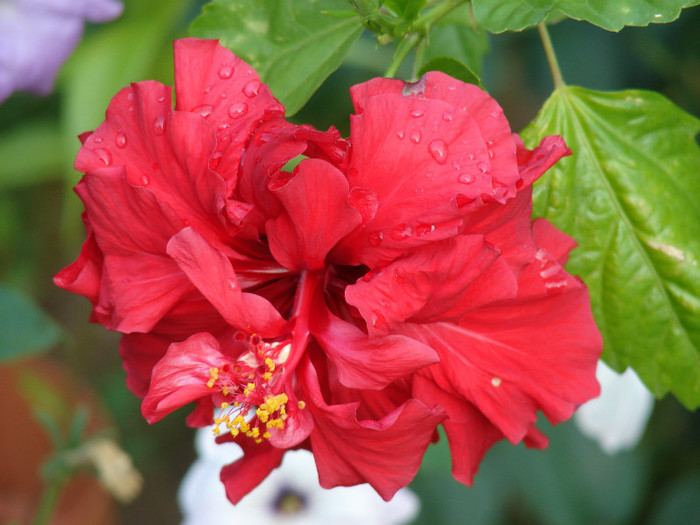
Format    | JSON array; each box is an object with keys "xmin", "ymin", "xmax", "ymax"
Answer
[{"xmin": 575, "ymin": 361, "xmax": 654, "ymax": 454}]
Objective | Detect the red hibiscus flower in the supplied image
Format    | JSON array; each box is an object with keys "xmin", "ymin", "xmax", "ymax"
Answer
[{"xmin": 55, "ymin": 38, "xmax": 602, "ymax": 502}]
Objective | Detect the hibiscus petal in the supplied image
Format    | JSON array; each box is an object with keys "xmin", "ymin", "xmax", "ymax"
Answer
[
  {"xmin": 336, "ymin": 72, "xmax": 520, "ymax": 266},
  {"xmin": 74, "ymin": 81, "xmax": 233, "ymax": 252},
  {"xmin": 219, "ymin": 438, "xmax": 285, "ymax": 504},
  {"xmin": 70, "ymin": 167, "xmax": 192, "ymax": 332},
  {"xmin": 300, "ymin": 358, "xmax": 446, "ymax": 500},
  {"xmin": 142, "ymin": 333, "xmax": 229, "ymax": 424},
  {"xmin": 167, "ymin": 227, "xmax": 288, "ymax": 337},
  {"xmin": 53, "ymin": 227, "xmax": 102, "ymax": 309},
  {"xmin": 267, "ymin": 159, "xmax": 362, "ymax": 271},
  {"xmin": 412, "ymin": 374, "xmax": 503, "ymax": 485},
  {"xmin": 309, "ymin": 302, "xmax": 438, "ymax": 390},
  {"xmin": 346, "ymin": 235, "xmax": 517, "ymax": 335},
  {"xmin": 173, "ymin": 38, "xmax": 285, "ymax": 183},
  {"xmin": 402, "ymin": 280, "xmax": 601, "ymax": 444},
  {"xmin": 120, "ymin": 332, "xmax": 172, "ymax": 398}
]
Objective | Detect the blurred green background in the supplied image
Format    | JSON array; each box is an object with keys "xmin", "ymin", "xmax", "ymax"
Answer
[{"xmin": 1, "ymin": 0, "xmax": 699, "ymax": 523}]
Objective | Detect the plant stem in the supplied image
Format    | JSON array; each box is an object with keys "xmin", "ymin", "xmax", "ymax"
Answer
[
  {"xmin": 384, "ymin": 0, "xmax": 467, "ymax": 78},
  {"xmin": 32, "ymin": 473, "xmax": 67, "ymax": 525},
  {"xmin": 537, "ymin": 23, "xmax": 565, "ymax": 90}
]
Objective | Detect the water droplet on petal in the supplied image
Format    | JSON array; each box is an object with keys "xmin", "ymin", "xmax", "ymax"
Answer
[
  {"xmin": 193, "ymin": 105, "xmax": 214, "ymax": 118},
  {"xmin": 486, "ymin": 140, "xmax": 495, "ymax": 147},
  {"xmin": 228, "ymin": 102, "xmax": 248, "ymax": 119},
  {"xmin": 227, "ymin": 279, "xmax": 238, "ymax": 290},
  {"xmin": 141, "ymin": 175, "xmax": 150, "ymax": 185},
  {"xmin": 396, "ymin": 130, "xmax": 405, "ymax": 140},
  {"xmin": 217, "ymin": 124, "xmax": 232, "ymax": 143},
  {"xmin": 390, "ymin": 224, "xmax": 411, "ymax": 240},
  {"xmin": 442, "ymin": 111, "xmax": 453, "ymax": 122},
  {"xmin": 428, "ymin": 139, "xmax": 448, "ymax": 165},
  {"xmin": 243, "ymin": 80, "xmax": 260, "ymax": 98},
  {"xmin": 410, "ymin": 108, "xmax": 424, "ymax": 118},
  {"xmin": 153, "ymin": 116, "xmax": 166, "ymax": 135},
  {"xmin": 410, "ymin": 130, "xmax": 422, "ymax": 144},
  {"xmin": 93, "ymin": 136, "xmax": 103, "ymax": 144},
  {"xmin": 477, "ymin": 161, "xmax": 489, "ymax": 174},
  {"xmin": 218, "ymin": 65, "xmax": 234, "ymax": 79},
  {"xmin": 468, "ymin": 153, "xmax": 475, "ymax": 161},
  {"xmin": 369, "ymin": 231, "xmax": 384, "ymax": 246},
  {"xmin": 488, "ymin": 150, "xmax": 495, "ymax": 159},
  {"xmin": 94, "ymin": 148, "xmax": 112, "ymax": 165},
  {"xmin": 209, "ymin": 152, "xmax": 223, "ymax": 170},
  {"xmin": 115, "ymin": 133, "xmax": 127, "ymax": 148},
  {"xmin": 157, "ymin": 96, "xmax": 166, "ymax": 103},
  {"xmin": 458, "ymin": 173, "xmax": 475, "ymax": 184},
  {"xmin": 414, "ymin": 223, "xmax": 435, "ymax": 236},
  {"xmin": 491, "ymin": 377, "xmax": 502, "ymax": 387},
  {"xmin": 371, "ymin": 310, "xmax": 386, "ymax": 328}
]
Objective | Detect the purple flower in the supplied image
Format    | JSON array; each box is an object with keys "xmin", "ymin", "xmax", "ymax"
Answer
[{"xmin": 0, "ymin": 0, "xmax": 123, "ymax": 103}]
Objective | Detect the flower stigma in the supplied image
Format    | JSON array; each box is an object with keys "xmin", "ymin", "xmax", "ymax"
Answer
[{"xmin": 205, "ymin": 334, "xmax": 304, "ymax": 443}]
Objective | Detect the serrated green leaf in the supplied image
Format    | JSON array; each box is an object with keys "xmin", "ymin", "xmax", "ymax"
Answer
[
  {"xmin": 418, "ymin": 57, "xmax": 481, "ymax": 86},
  {"xmin": 190, "ymin": 0, "xmax": 364, "ymax": 116},
  {"xmin": 0, "ymin": 286, "xmax": 61, "ymax": 362},
  {"xmin": 522, "ymin": 87, "xmax": 700, "ymax": 408},
  {"xmin": 473, "ymin": 0, "xmax": 700, "ymax": 33}
]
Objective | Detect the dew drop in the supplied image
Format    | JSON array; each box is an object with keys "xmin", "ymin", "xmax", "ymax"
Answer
[
  {"xmin": 409, "ymin": 130, "xmax": 422, "ymax": 144},
  {"xmin": 491, "ymin": 377, "xmax": 502, "ymax": 387},
  {"xmin": 428, "ymin": 139, "xmax": 448, "ymax": 165},
  {"xmin": 369, "ymin": 231, "xmax": 384, "ymax": 246},
  {"xmin": 158, "ymin": 96, "xmax": 166, "ymax": 103},
  {"xmin": 442, "ymin": 111, "xmax": 453, "ymax": 122},
  {"xmin": 217, "ymin": 123, "xmax": 232, "ymax": 143},
  {"xmin": 390, "ymin": 224, "xmax": 411, "ymax": 240},
  {"xmin": 396, "ymin": 130, "xmax": 405, "ymax": 140},
  {"xmin": 488, "ymin": 149, "xmax": 495, "ymax": 159},
  {"xmin": 410, "ymin": 108, "xmax": 425, "ymax": 118},
  {"xmin": 209, "ymin": 152, "xmax": 223, "ymax": 171},
  {"xmin": 193, "ymin": 105, "xmax": 214, "ymax": 118},
  {"xmin": 94, "ymin": 148, "xmax": 112, "ymax": 165},
  {"xmin": 468, "ymin": 153, "xmax": 475, "ymax": 161},
  {"xmin": 218, "ymin": 65, "xmax": 234, "ymax": 79},
  {"xmin": 228, "ymin": 102, "xmax": 248, "ymax": 119},
  {"xmin": 140, "ymin": 175, "xmax": 150, "ymax": 185},
  {"xmin": 243, "ymin": 80, "xmax": 261, "ymax": 98},
  {"xmin": 653, "ymin": 13, "xmax": 662, "ymax": 18},
  {"xmin": 413, "ymin": 223, "xmax": 435, "ymax": 236},
  {"xmin": 227, "ymin": 278, "xmax": 238, "ymax": 290},
  {"xmin": 93, "ymin": 136, "xmax": 103, "ymax": 144},
  {"xmin": 115, "ymin": 133, "xmax": 127, "ymax": 148},
  {"xmin": 458, "ymin": 173, "xmax": 475, "ymax": 184},
  {"xmin": 476, "ymin": 161, "xmax": 489, "ymax": 174},
  {"xmin": 153, "ymin": 115, "xmax": 166, "ymax": 135},
  {"xmin": 371, "ymin": 310, "xmax": 386, "ymax": 328}
]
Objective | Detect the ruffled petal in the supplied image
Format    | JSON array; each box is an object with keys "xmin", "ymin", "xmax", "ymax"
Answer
[
  {"xmin": 219, "ymin": 438, "xmax": 285, "ymax": 504},
  {"xmin": 166, "ymin": 227, "xmax": 288, "ymax": 337},
  {"xmin": 173, "ymin": 38, "xmax": 285, "ymax": 183},
  {"xmin": 267, "ymin": 159, "xmax": 361, "ymax": 270},
  {"xmin": 309, "ymin": 302, "xmax": 438, "ymax": 390},
  {"xmin": 142, "ymin": 333, "xmax": 230, "ymax": 424},
  {"xmin": 345, "ymin": 235, "xmax": 517, "ymax": 335},
  {"xmin": 300, "ymin": 358, "xmax": 446, "ymax": 500}
]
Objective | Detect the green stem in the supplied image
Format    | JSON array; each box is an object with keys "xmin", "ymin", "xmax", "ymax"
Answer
[
  {"xmin": 384, "ymin": 0, "xmax": 467, "ymax": 78},
  {"xmin": 32, "ymin": 473, "xmax": 67, "ymax": 525},
  {"xmin": 537, "ymin": 23, "xmax": 565, "ymax": 90}
]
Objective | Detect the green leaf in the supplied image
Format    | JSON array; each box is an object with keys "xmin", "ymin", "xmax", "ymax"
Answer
[
  {"xmin": 190, "ymin": 0, "xmax": 364, "ymax": 116},
  {"xmin": 0, "ymin": 121, "xmax": 64, "ymax": 188},
  {"xmin": 418, "ymin": 57, "xmax": 481, "ymax": 86},
  {"xmin": 421, "ymin": 5, "xmax": 489, "ymax": 79},
  {"xmin": 522, "ymin": 87, "xmax": 700, "ymax": 408},
  {"xmin": 472, "ymin": 0, "xmax": 700, "ymax": 33},
  {"xmin": 0, "ymin": 286, "xmax": 61, "ymax": 362}
]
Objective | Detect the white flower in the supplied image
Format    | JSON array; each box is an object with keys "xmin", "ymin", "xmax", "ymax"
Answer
[
  {"xmin": 575, "ymin": 361, "xmax": 654, "ymax": 454},
  {"xmin": 179, "ymin": 427, "xmax": 420, "ymax": 525}
]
